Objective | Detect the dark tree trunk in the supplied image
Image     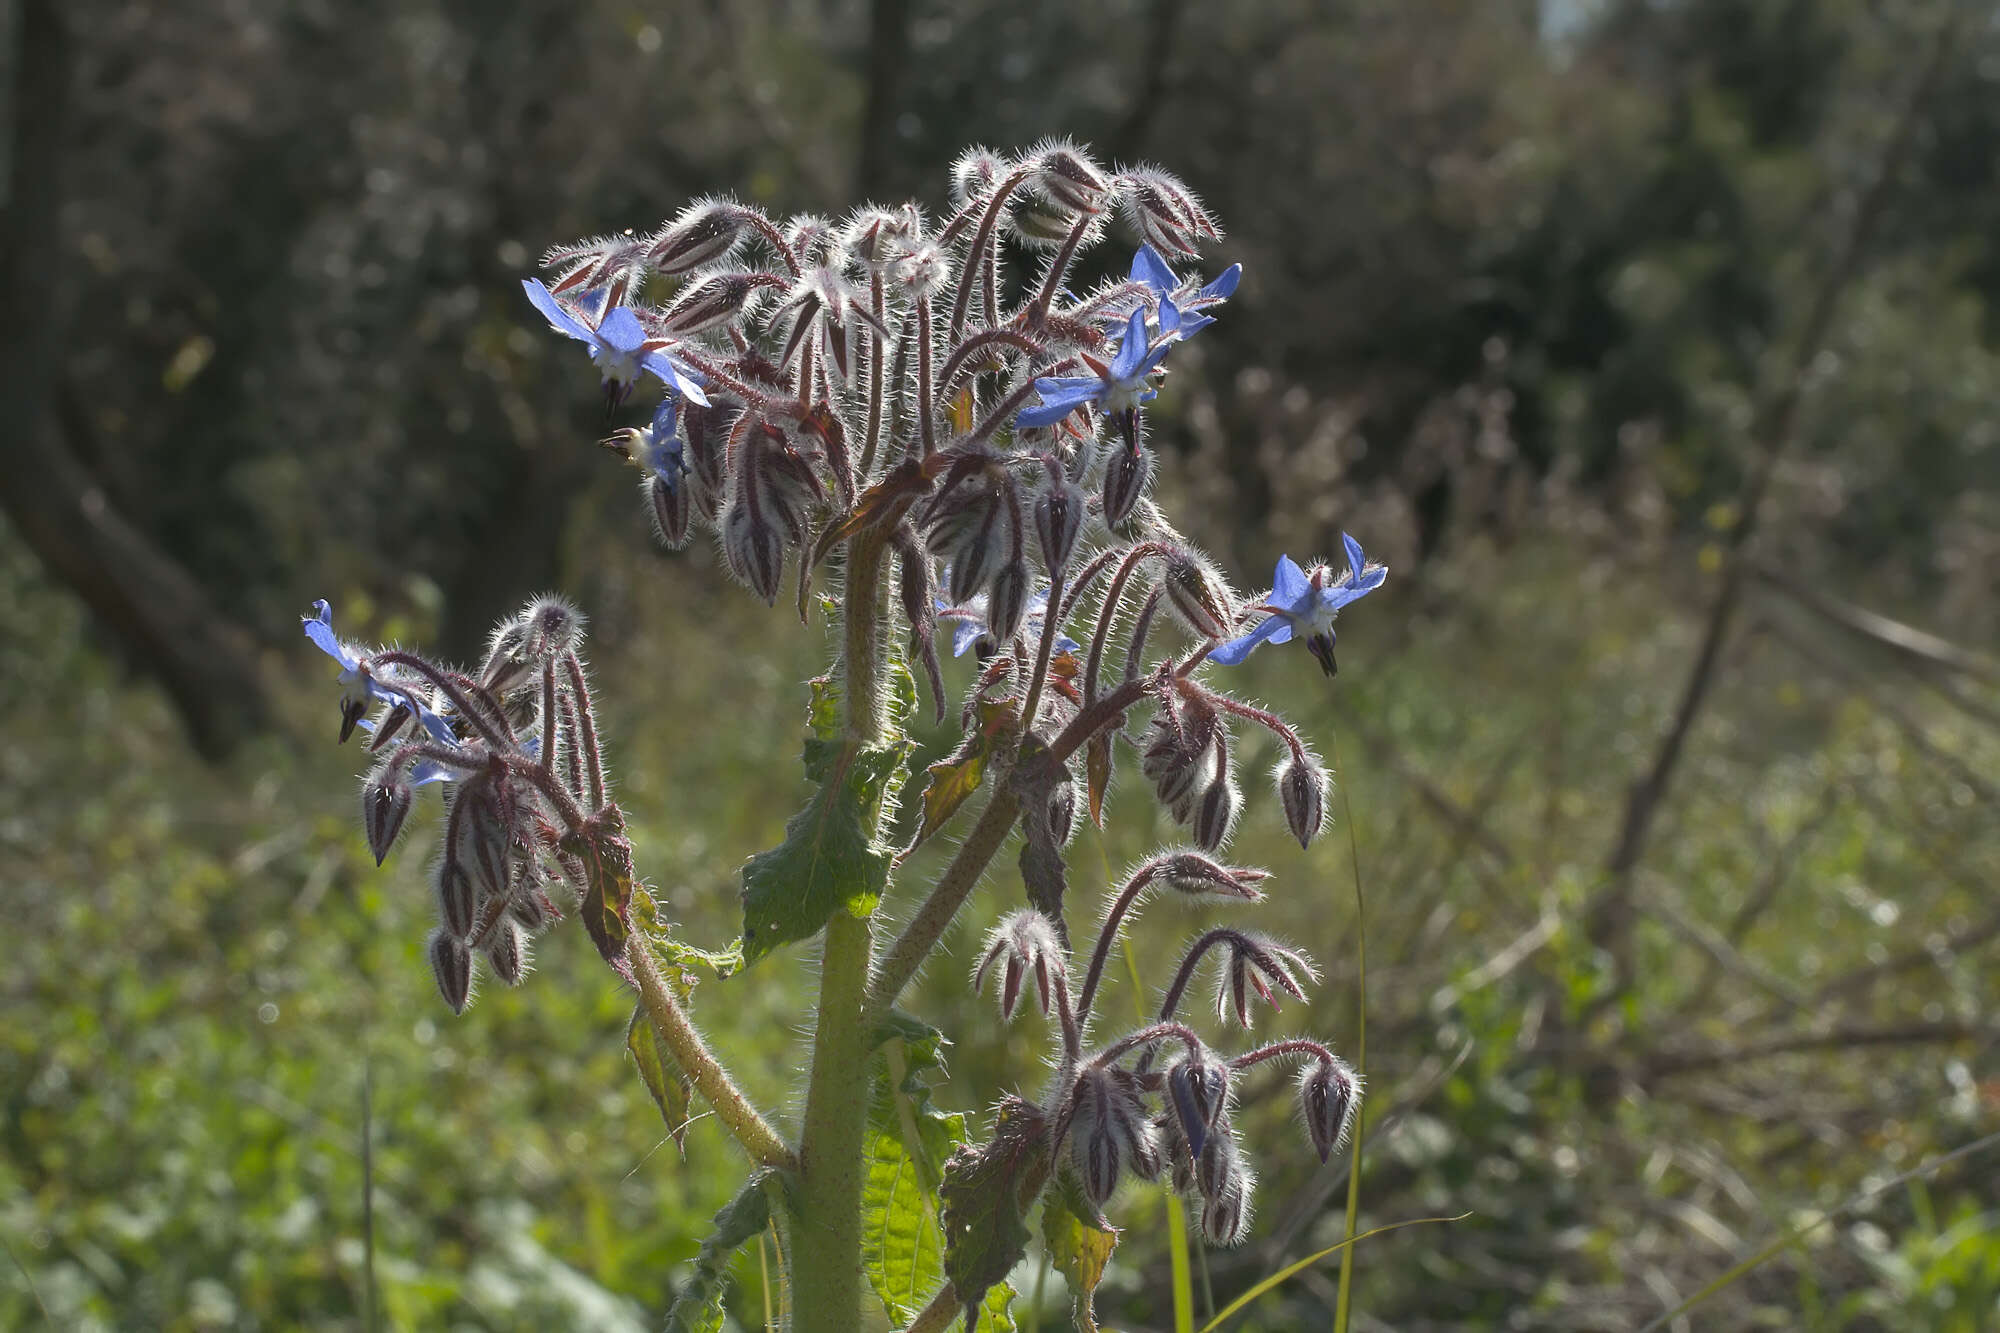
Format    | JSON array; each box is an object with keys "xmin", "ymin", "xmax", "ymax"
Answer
[{"xmin": 0, "ymin": 0, "xmax": 269, "ymax": 760}]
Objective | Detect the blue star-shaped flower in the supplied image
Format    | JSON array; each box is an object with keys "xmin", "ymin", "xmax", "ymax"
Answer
[
  {"xmin": 633, "ymin": 396, "xmax": 686, "ymax": 490},
  {"xmin": 1016, "ymin": 302, "xmax": 1178, "ymax": 430},
  {"xmin": 521, "ymin": 279, "xmax": 709, "ymax": 409},
  {"xmin": 937, "ymin": 584, "xmax": 1080, "ymax": 658},
  {"xmin": 1206, "ymin": 534, "xmax": 1387, "ymax": 677},
  {"xmin": 1130, "ymin": 244, "xmax": 1240, "ymax": 335},
  {"xmin": 302, "ymin": 600, "xmax": 458, "ymax": 762}
]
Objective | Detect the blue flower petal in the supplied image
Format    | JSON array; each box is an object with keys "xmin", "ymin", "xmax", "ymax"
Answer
[
  {"xmin": 522, "ymin": 278, "xmax": 592, "ymax": 342},
  {"xmin": 1018, "ymin": 381, "xmax": 1102, "ymax": 429},
  {"xmin": 1341, "ymin": 532, "xmax": 1367, "ymax": 584},
  {"xmin": 1197, "ymin": 264, "xmax": 1242, "ymax": 302},
  {"xmin": 1107, "ymin": 306, "xmax": 1150, "ymax": 383},
  {"xmin": 302, "ymin": 604, "xmax": 358, "ymax": 670},
  {"xmin": 1271, "ymin": 554, "xmax": 1310, "ymax": 608},
  {"xmin": 950, "ymin": 616, "xmax": 986, "ymax": 657},
  {"xmin": 1206, "ymin": 612, "xmax": 1292, "ymax": 665},
  {"xmin": 597, "ymin": 306, "xmax": 649, "ymax": 356},
  {"xmin": 1131, "ymin": 244, "xmax": 1179, "ymax": 294},
  {"xmin": 643, "ymin": 351, "xmax": 711, "ymax": 405}
]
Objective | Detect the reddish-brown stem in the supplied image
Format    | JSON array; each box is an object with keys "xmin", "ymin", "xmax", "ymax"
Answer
[
  {"xmin": 561, "ymin": 652, "xmax": 606, "ymax": 810},
  {"xmin": 948, "ymin": 166, "xmax": 1032, "ymax": 337},
  {"xmin": 1028, "ymin": 213, "xmax": 1097, "ymax": 326},
  {"xmin": 369, "ymin": 651, "xmax": 511, "ymax": 751}
]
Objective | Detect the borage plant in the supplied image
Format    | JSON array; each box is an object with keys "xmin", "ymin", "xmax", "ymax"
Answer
[{"xmin": 301, "ymin": 141, "xmax": 1386, "ymax": 1331}]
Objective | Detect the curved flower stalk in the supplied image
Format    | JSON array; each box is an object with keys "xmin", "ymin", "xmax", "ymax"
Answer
[{"xmin": 300, "ymin": 140, "xmax": 1389, "ymax": 1332}]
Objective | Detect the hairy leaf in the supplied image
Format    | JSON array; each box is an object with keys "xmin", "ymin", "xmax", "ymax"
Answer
[
  {"xmin": 911, "ymin": 698, "xmax": 1014, "ymax": 851},
  {"xmin": 663, "ymin": 1171, "xmax": 778, "ymax": 1333},
  {"xmin": 626, "ymin": 1003, "xmax": 694, "ymax": 1157},
  {"xmin": 941, "ymin": 1096, "xmax": 1051, "ymax": 1328},
  {"xmin": 740, "ymin": 678, "xmax": 910, "ymax": 965},
  {"xmin": 1042, "ymin": 1172, "xmax": 1118, "ymax": 1332},
  {"xmin": 566, "ymin": 806, "xmax": 635, "ymax": 963}
]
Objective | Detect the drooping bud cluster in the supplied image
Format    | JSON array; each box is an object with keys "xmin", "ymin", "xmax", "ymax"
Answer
[{"xmin": 304, "ymin": 595, "xmax": 627, "ymax": 1013}]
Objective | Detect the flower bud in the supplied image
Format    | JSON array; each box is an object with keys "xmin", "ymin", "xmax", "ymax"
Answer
[
  {"xmin": 483, "ymin": 919, "xmax": 527, "ymax": 987},
  {"xmin": 450, "ymin": 778, "xmax": 513, "ymax": 908},
  {"xmin": 951, "ymin": 147, "xmax": 1010, "ymax": 209},
  {"xmin": 1034, "ymin": 479, "xmax": 1086, "ymax": 576},
  {"xmin": 1069, "ymin": 1066, "xmax": 1158, "ymax": 1204},
  {"xmin": 647, "ymin": 201, "xmax": 748, "ymax": 275},
  {"xmin": 1278, "ymin": 756, "xmax": 1328, "ymax": 849},
  {"xmin": 721, "ymin": 494, "xmax": 788, "ymax": 605},
  {"xmin": 1167, "ymin": 1054, "xmax": 1230, "ymax": 1159},
  {"xmin": 973, "ymin": 910, "xmax": 1066, "ymax": 1022},
  {"xmin": 1046, "ymin": 767, "xmax": 1077, "ymax": 849},
  {"xmin": 508, "ymin": 884, "xmax": 556, "ymax": 934},
  {"xmin": 1200, "ymin": 1164, "xmax": 1253, "ymax": 1247},
  {"xmin": 428, "ymin": 927, "xmax": 473, "ymax": 1014},
  {"xmin": 518, "ymin": 595, "xmax": 585, "ymax": 663},
  {"xmin": 1161, "ymin": 549, "xmax": 1237, "ymax": 641},
  {"xmin": 661, "ymin": 272, "xmax": 763, "ymax": 337},
  {"xmin": 1192, "ymin": 777, "xmax": 1240, "ymax": 853},
  {"xmin": 362, "ymin": 773, "xmax": 413, "ymax": 867},
  {"xmin": 1102, "ymin": 444, "xmax": 1151, "ymax": 527},
  {"xmin": 1031, "ymin": 142, "xmax": 1112, "ymax": 217},
  {"xmin": 1116, "ymin": 168, "xmax": 1221, "ymax": 259},
  {"xmin": 434, "ymin": 857, "xmax": 479, "ymax": 941},
  {"xmin": 1216, "ymin": 935, "xmax": 1317, "ymax": 1028},
  {"xmin": 681, "ymin": 399, "xmax": 736, "ymax": 523},
  {"xmin": 893, "ymin": 243, "xmax": 949, "ymax": 298},
  {"xmin": 1300, "ymin": 1058, "xmax": 1362, "ymax": 1164},
  {"xmin": 1196, "ymin": 1119, "xmax": 1239, "ymax": 1201},
  {"xmin": 1155, "ymin": 852, "xmax": 1267, "ymax": 900},
  {"xmin": 646, "ymin": 472, "xmax": 693, "ymax": 550},
  {"xmin": 985, "ymin": 559, "xmax": 1030, "ymax": 647}
]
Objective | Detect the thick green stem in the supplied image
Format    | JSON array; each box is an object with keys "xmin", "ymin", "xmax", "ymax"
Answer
[{"xmin": 791, "ymin": 531, "xmax": 889, "ymax": 1330}]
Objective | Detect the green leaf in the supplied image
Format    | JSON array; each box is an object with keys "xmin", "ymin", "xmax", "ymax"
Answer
[
  {"xmin": 626, "ymin": 1003, "xmax": 694, "ymax": 1157},
  {"xmin": 861, "ymin": 1022, "xmax": 966, "ymax": 1325},
  {"xmin": 911, "ymin": 698, "xmax": 1014, "ymax": 854},
  {"xmin": 567, "ymin": 807, "xmax": 635, "ymax": 963},
  {"xmin": 663, "ymin": 1171, "xmax": 781, "ymax": 1333},
  {"xmin": 740, "ymin": 676, "xmax": 910, "ymax": 965},
  {"xmin": 941, "ymin": 1096, "xmax": 1051, "ymax": 1328},
  {"xmin": 1042, "ymin": 1172, "xmax": 1118, "ymax": 1332}
]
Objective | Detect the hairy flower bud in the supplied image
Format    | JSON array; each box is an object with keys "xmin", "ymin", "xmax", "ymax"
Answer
[
  {"xmin": 1047, "ymin": 765, "xmax": 1078, "ymax": 849},
  {"xmin": 1200, "ymin": 1162, "xmax": 1253, "ymax": 1247},
  {"xmin": 1216, "ymin": 935, "xmax": 1317, "ymax": 1028},
  {"xmin": 1192, "ymin": 776, "xmax": 1241, "ymax": 852},
  {"xmin": 985, "ymin": 558, "xmax": 1030, "ymax": 647},
  {"xmin": 1155, "ymin": 852, "xmax": 1267, "ymax": 900},
  {"xmin": 646, "ymin": 471, "xmax": 693, "ymax": 550},
  {"xmin": 362, "ymin": 772, "xmax": 413, "ymax": 866},
  {"xmin": 428, "ymin": 927, "xmax": 473, "ymax": 1014},
  {"xmin": 647, "ymin": 201, "xmax": 748, "ymax": 275},
  {"xmin": 1161, "ymin": 549, "xmax": 1237, "ymax": 641},
  {"xmin": 721, "ymin": 496, "xmax": 787, "ymax": 605},
  {"xmin": 434, "ymin": 856, "xmax": 478, "ymax": 941},
  {"xmin": 1141, "ymin": 699, "xmax": 1222, "ymax": 824},
  {"xmin": 681, "ymin": 399, "xmax": 737, "ymax": 523},
  {"xmin": 1300, "ymin": 1058, "xmax": 1362, "ymax": 1164},
  {"xmin": 951, "ymin": 146, "xmax": 1010, "ymax": 209},
  {"xmin": 1032, "ymin": 142, "xmax": 1112, "ymax": 217},
  {"xmin": 1278, "ymin": 756, "xmax": 1328, "ymax": 849},
  {"xmin": 660, "ymin": 272, "xmax": 764, "ymax": 337},
  {"xmin": 450, "ymin": 777, "xmax": 514, "ymax": 908},
  {"xmin": 1167, "ymin": 1053, "xmax": 1231, "ymax": 1160},
  {"xmin": 1116, "ymin": 167, "xmax": 1221, "ymax": 259},
  {"xmin": 1034, "ymin": 479, "xmax": 1086, "ymax": 576},
  {"xmin": 519, "ymin": 595, "xmax": 585, "ymax": 663},
  {"xmin": 1007, "ymin": 192, "xmax": 1079, "ymax": 249},
  {"xmin": 1102, "ymin": 443, "xmax": 1152, "ymax": 527},
  {"xmin": 483, "ymin": 919, "xmax": 527, "ymax": 987},
  {"xmin": 1069, "ymin": 1066, "xmax": 1159, "ymax": 1204},
  {"xmin": 973, "ymin": 910, "xmax": 1066, "ymax": 1022},
  {"xmin": 1195, "ymin": 1117, "xmax": 1240, "ymax": 1202}
]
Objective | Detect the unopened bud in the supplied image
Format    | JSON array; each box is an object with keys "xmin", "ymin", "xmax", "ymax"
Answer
[
  {"xmin": 434, "ymin": 857, "xmax": 479, "ymax": 941},
  {"xmin": 1069, "ymin": 1067, "xmax": 1157, "ymax": 1204},
  {"xmin": 973, "ymin": 910, "xmax": 1066, "ymax": 1022},
  {"xmin": 1034, "ymin": 480, "xmax": 1086, "ymax": 576},
  {"xmin": 1032, "ymin": 143, "xmax": 1111, "ymax": 217},
  {"xmin": 1167, "ymin": 1054, "xmax": 1230, "ymax": 1160},
  {"xmin": 721, "ymin": 496, "xmax": 788, "ymax": 605},
  {"xmin": 508, "ymin": 884, "xmax": 556, "ymax": 934},
  {"xmin": 1200, "ymin": 1165, "xmax": 1253, "ymax": 1247},
  {"xmin": 661, "ymin": 272, "xmax": 763, "ymax": 337},
  {"xmin": 483, "ymin": 919, "xmax": 527, "ymax": 987},
  {"xmin": 519, "ymin": 595, "xmax": 585, "ymax": 662},
  {"xmin": 1102, "ymin": 443, "xmax": 1152, "ymax": 527},
  {"xmin": 1047, "ymin": 768, "xmax": 1077, "ymax": 848},
  {"xmin": 1192, "ymin": 777, "xmax": 1240, "ymax": 853},
  {"xmin": 1300, "ymin": 1058, "xmax": 1361, "ymax": 1164},
  {"xmin": 985, "ymin": 559, "xmax": 1030, "ymax": 646},
  {"xmin": 1161, "ymin": 549, "xmax": 1237, "ymax": 641},
  {"xmin": 1116, "ymin": 168, "xmax": 1221, "ymax": 259},
  {"xmin": 681, "ymin": 399, "xmax": 736, "ymax": 521},
  {"xmin": 1196, "ymin": 1120, "xmax": 1239, "ymax": 1201},
  {"xmin": 362, "ymin": 774, "xmax": 413, "ymax": 866},
  {"xmin": 451, "ymin": 779, "xmax": 513, "ymax": 907},
  {"xmin": 428, "ymin": 928, "xmax": 473, "ymax": 1014},
  {"xmin": 1007, "ymin": 192, "xmax": 1077, "ymax": 248},
  {"xmin": 647, "ymin": 202, "xmax": 747, "ymax": 275},
  {"xmin": 951, "ymin": 147, "xmax": 1009, "ymax": 209},
  {"xmin": 1156, "ymin": 852, "xmax": 1266, "ymax": 899},
  {"xmin": 1278, "ymin": 757, "xmax": 1328, "ymax": 849},
  {"xmin": 646, "ymin": 472, "xmax": 693, "ymax": 550}
]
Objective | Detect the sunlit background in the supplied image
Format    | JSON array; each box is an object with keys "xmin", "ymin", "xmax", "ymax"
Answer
[{"xmin": 3, "ymin": 1, "xmax": 1996, "ymax": 1328}]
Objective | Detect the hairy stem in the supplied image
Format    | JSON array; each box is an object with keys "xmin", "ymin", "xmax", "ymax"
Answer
[
  {"xmin": 628, "ymin": 938, "xmax": 795, "ymax": 1170},
  {"xmin": 792, "ymin": 530, "xmax": 890, "ymax": 1330},
  {"xmin": 870, "ymin": 783, "xmax": 1022, "ymax": 1012}
]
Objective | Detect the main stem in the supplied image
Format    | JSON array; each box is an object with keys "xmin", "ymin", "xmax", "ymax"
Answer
[{"xmin": 792, "ymin": 530, "xmax": 889, "ymax": 1331}]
